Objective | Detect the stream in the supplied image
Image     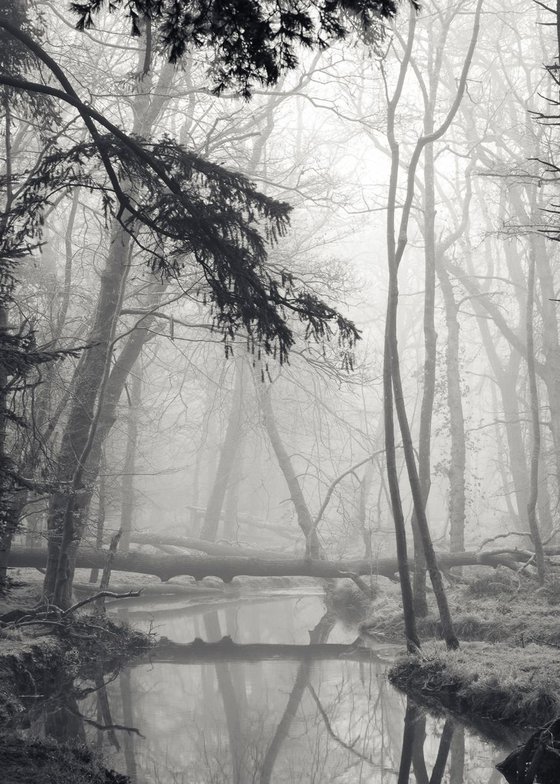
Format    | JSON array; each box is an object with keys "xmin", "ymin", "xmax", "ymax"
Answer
[{"xmin": 28, "ymin": 594, "xmax": 523, "ymax": 782}]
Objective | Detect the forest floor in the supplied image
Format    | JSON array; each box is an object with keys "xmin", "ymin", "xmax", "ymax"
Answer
[
  {"xmin": 0, "ymin": 576, "xmax": 152, "ymax": 784},
  {"xmin": 359, "ymin": 570, "xmax": 560, "ymax": 729}
]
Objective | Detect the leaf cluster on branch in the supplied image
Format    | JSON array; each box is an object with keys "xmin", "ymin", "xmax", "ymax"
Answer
[
  {"xmin": 70, "ymin": 0, "xmax": 401, "ymax": 96},
  {"xmin": 17, "ymin": 132, "xmax": 360, "ymax": 362}
]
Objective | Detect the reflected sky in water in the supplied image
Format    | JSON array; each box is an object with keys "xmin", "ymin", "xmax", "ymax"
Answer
[{"xmin": 36, "ymin": 595, "xmax": 519, "ymax": 783}]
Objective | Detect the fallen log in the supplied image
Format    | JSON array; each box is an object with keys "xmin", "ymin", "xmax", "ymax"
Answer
[
  {"xmin": 127, "ymin": 532, "xmax": 300, "ymax": 560},
  {"xmin": 136, "ymin": 636, "xmax": 389, "ymax": 664},
  {"xmin": 7, "ymin": 546, "xmax": 534, "ymax": 582}
]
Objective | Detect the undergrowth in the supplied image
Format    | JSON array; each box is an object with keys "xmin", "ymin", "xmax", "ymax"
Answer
[
  {"xmin": 0, "ymin": 735, "xmax": 127, "ymax": 783},
  {"xmin": 360, "ymin": 574, "xmax": 560, "ymax": 647}
]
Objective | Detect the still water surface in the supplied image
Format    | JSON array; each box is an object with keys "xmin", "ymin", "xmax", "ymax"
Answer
[{"xmin": 49, "ymin": 593, "xmax": 517, "ymax": 784}]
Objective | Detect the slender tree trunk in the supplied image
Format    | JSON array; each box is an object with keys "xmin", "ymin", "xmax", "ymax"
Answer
[
  {"xmin": 200, "ymin": 358, "xmax": 244, "ymax": 541},
  {"xmin": 475, "ymin": 308, "xmax": 530, "ymax": 531},
  {"xmin": 538, "ymin": 449, "xmax": 554, "ymax": 539},
  {"xmin": 222, "ymin": 442, "xmax": 242, "ymax": 541},
  {"xmin": 120, "ymin": 366, "xmax": 142, "ymax": 553},
  {"xmin": 526, "ymin": 244, "xmax": 546, "ymax": 584},
  {"xmin": 384, "ymin": 280, "xmax": 421, "ymax": 652},
  {"xmin": 89, "ymin": 451, "xmax": 106, "ymax": 583},
  {"xmin": 437, "ymin": 262, "xmax": 466, "ymax": 559},
  {"xmin": 390, "ymin": 293, "xmax": 459, "ymax": 649},
  {"xmin": 412, "ymin": 133, "xmax": 438, "ymax": 619},
  {"xmin": 258, "ymin": 383, "xmax": 323, "ymax": 558},
  {"xmin": 357, "ymin": 460, "xmax": 374, "ymax": 560}
]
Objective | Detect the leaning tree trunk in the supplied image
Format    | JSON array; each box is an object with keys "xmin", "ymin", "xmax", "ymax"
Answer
[
  {"xmin": 44, "ymin": 55, "xmax": 174, "ymax": 607},
  {"xmin": 43, "ymin": 221, "xmax": 133, "ymax": 606},
  {"xmin": 258, "ymin": 382, "xmax": 323, "ymax": 559},
  {"xmin": 383, "ymin": 265, "xmax": 420, "ymax": 652},
  {"xmin": 200, "ymin": 357, "xmax": 244, "ymax": 541},
  {"xmin": 381, "ymin": 4, "xmax": 421, "ymax": 653}
]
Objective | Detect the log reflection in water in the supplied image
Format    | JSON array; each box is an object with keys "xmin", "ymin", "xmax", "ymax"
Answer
[
  {"xmin": 138, "ymin": 636, "xmax": 392, "ymax": 664},
  {"xmin": 85, "ymin": 597, "xmax": 516, "ymax": 782}
]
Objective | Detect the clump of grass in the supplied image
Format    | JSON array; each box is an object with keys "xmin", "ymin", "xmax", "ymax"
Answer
[
  {"xmin": 329, "ymin": 581, "xmax": 375, "ymax": 627},
  {"xmin": 389, "ymin": 643, "xmax": 560, "ymax": 728},
  {"xmin": 540, "ymin": 576, "xmax": 560, "ymax": 606},
  {"xmin": 464, "ymin": 571, "xmax": 517, "ymax": 598}
]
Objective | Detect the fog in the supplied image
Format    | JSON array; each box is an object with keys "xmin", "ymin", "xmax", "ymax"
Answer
[{"xmin": 2, "ymin": 0, "xmax": 560, "ymax": 782}]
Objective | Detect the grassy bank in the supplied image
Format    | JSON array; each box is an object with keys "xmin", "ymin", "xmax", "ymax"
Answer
[
  {"xmin": 360, "ymin": 572, "xmax": 560, "ymax": 647},
  {"xmin": 389, "ymin": 642, "xmax": 560, "ymax": 728}
]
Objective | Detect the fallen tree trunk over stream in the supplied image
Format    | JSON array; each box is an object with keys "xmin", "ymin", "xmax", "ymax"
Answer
[{"xmin": 7, "ymin": 545, "xmax": 538, "ymax": 582}]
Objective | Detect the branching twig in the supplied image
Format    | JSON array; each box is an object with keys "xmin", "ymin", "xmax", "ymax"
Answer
[{"xmin": 63, "ymin": 589, "xmax": 141, "ymax": 616}]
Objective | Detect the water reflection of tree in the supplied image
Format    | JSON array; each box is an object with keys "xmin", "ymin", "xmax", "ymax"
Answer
[
  {"xmin": 258, "ymin": 612, "xmax": 334, "ymax": 783},
  {"xmin": 195, "ymin": 609, "xmax": 471, "ymax": 784},
  {"xmin": 68, "ymin": 599, "xmax": 511, "ymax": 784},
  {"xmin": 204, "ymin": 610, "xmax": 251, "ymax": 784},
  {"xmin": 397, "ymin": 699, "xmax": 462, "ymax": 784}
]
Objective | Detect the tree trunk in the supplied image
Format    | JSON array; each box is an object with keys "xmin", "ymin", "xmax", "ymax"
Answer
[
  {"xmin": 120, "ymin": 366, "xmax": 142, "ymax": 553},
  {"xmin": 475, "ymin": 308, "xmax": 529, "ymax": 532},
  {"xmin": 88, "ymin": 452, "xmax": 106, "ymax": 584},
  {"xmin": 357, "ymin": 460, "xmax": 374, "ymax": 560},
  {"xmin": 258, "ymin": 383, "xmax": 323, "ymax": 558},
  {"xmin": 222, "ymin": 440, "xmax": 243, "ymax": 541},
  {"xmin": 9, "ymin": 544, "xmax": 529, "ymax": 581},
  {"xmin": 384, "ymin": 278, "xmax": 421, "ymax": 652},
  {"xmin": 43, "ymin": 223, "xmax": 133, "ymax": 606},
  {"xmin": 526, "ymin": 242, "xmax": 546, "ymax": 584},
  {"xmin": 437, "ymin": 262, "xmax": 466, "ymax": 559},
  {"xmin": 412, "ymin": 131, "xmax": 438, "ymax": 619},
  {"xmin": 200, "ymin": 358, "xmax": 244, "ymax": 541},
  {"xmin": 382, "ymin": 5, "xmax": 421, "ymax": 653},
  {"xmin": 43, "ymin": 52, "xmax": 174, "ymax": 607}
]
